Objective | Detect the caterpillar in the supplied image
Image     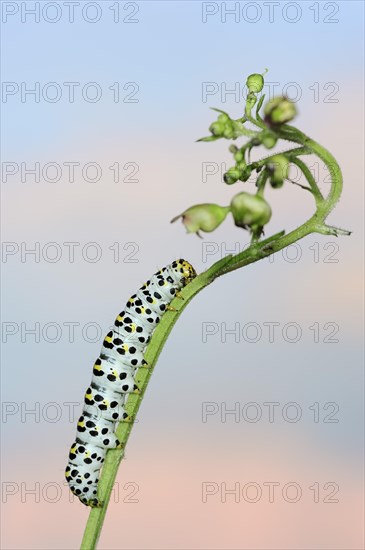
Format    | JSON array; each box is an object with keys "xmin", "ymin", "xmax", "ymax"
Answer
[{"xmin": 65, "ymin": 259, "xmax": 197, "ymax": 507}]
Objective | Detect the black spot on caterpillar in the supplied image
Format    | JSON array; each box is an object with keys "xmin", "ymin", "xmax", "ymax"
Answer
[{"xmin": 65, "ymin": 259, "xmax": 196, "ymax": 506}]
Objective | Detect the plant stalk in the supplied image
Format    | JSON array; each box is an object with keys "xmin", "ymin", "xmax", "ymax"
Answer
[{"xmin": 80, "ymin": 124, "xmax": 347, "ymax": 550}]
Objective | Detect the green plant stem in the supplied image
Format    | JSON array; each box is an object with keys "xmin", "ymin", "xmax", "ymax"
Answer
[
  {"xmin": 248, "ymin": 145, "xmax": 310, "ymax": 173},
  {"xmin": 256, "ymin": 169, "xmax": 269, "ymax": 197},
  {"xmin": 290, "ymin": 156, "xmax": 324, "ymax": 203},
  {"xmin": 79, "ymin": 273, "xmax": 210, "ymax": 550},
  {"xmin": 255, "ymin": 94, "xmax": 266, "ymax": 124},
  {"xmin": 80, "ymin": 124, "xmax": 348, "ymax": 550},
  {"xmin": 244, "ymin": 100, "xmax": 266, "ymax": 130}
]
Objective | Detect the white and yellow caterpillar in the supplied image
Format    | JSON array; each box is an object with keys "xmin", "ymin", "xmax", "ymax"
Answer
[{"xmin": 65, "ymin": 259, "xmax": 196, "ymax": 506}]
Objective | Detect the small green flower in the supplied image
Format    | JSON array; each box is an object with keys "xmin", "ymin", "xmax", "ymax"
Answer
[
  {"xmin": 266, "ymin": 154, "xmax": 289, "ymax": 188},
  {"xmin": 199, "ymin": 108, "xmax": 247, "ymax": 142},
  {"xmin": 246, "ymin": 73, "xmax": 264, "ymax": 94},
  {"xmin": 209, "ymin": 121, "xmax": 225, "ymax": 136},
  {"xmin": 224, "ymin": 167, "xmax": 241, "ymax": 185},
  {"xmin": 264, "ymin": 96, "xmax": 297, "ymax": 125},
  {"xmin": 223, "ymin": 124, "xmax": 235, "ymax": 139},
  {"xmin": 239, "ymin": 167, "xmax": 252, "ymax": 182},
  {"xmin": 233, "ymin": 149, "xmax": 245, "ymax": 162},
  {"xmin": 261, "ymin": 131, "xmax": 277, "ymax": 149},
  {"xmin": 236, "ymin": 162, "xmax": 251, "ymax": 182},
  {"xmin": 171, "ymin": 203, "xmax": 230, "ymax": 237},
  {"xmin": 224, "ymin": 160, "xmax": 252, "ymax": 184},
  {"xmin": 230, "ymin": 192, "xmax": 272, "ymax": 230},
  {"xmin": 217, "ymin": 113, "xmax": 230, "ymax": 123}
]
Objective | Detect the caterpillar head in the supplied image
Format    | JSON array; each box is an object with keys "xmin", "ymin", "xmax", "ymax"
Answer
[{"xmin": 172, "ymin": 259, "xmax": 197, "ymax": 286}]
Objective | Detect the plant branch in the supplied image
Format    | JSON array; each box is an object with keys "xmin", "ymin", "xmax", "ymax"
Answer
[
  {"xmin": 80, "ymin": 122, "xmax": 348, "ymax": 550},
  {"xmin": 289, "ymin": 156, "xmax": 324, "ymax": 203},
  {"xmin": 248, "ymin": 145, "xmax": 311, "ymax": 173}
]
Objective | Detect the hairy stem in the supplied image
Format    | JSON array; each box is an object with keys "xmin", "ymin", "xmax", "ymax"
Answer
[
  {"xmin": 289, "ymin": 156, "xmax": 324, "ymax": 204},
  {"xmin": 80, "ymin": 124, "xmax": 347, "ymax": 550}
]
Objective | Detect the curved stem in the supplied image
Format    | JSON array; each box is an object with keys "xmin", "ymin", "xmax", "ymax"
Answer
[
  {"xmin": 245, "ymin": 112, "xmax": 266, "ymax": 130},
  {"xmin": 255, "ymin": 94, "xmax": 266, "ymax": 124},
  {"xmin": 290, "ymin": 156, "xmax": 324, "ymax": 204},
  {"xmin": 80, "ymin": 125, "xmax": 348, "ymax": 549},
  {"xmin": 234, "ymin": 122, "xmax": 259, "ymax": 138},
  {"xmin": 248, "ymin": 145, "xmax": 310, "ymax": 173},
  {"xmin": 275, "ymin": 124, "xmax": 343, "ymax": 220}
]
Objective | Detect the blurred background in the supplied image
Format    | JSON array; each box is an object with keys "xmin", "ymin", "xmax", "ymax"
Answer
[{"xmin": 1, "ymin": 1, "xmax": 364, "ymax": 548}]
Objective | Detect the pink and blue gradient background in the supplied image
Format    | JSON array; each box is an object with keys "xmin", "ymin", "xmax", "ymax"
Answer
[{"xmin": 1, "ymin": 1, "xmax": 364, "ymax": 548}]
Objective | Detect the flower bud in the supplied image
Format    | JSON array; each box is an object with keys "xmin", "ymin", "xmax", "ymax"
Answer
[
  {"xmin": 261, "ymin": 131, "xmax": 277, "ymax": 149},
  {"xmin": 209, "ymin": 121, "xmax": 224, "ymax": 136},
  {"xmin": 267, "ymin": 154, "xmax": 289, "ymax": 188},
  {"xmin": 246, "ymin": 73, "xmax": 264, "ymax": 93},
  {"xmin": 230, "ymin": 192, "xmax": 272, "ymax": 230},
  {"xmin": 233, "ymin": 149, "xmax": 245, "ymax": 162},
  {"xmin": 223, "ymin": 123, "xmax": 235, "ymax": 139},
  {"xmin": 264, "ymin": 96, "xmax": 297, "ymax": 125},
  {"xmin": 171, "ymin": 203, "xmax": 230, "ymax": 237},
  {"xmin": 217, "ymin": 113, "xmax": 230, "ymax": 123},
  {"xmin": 238, "ymin": 166, "xmax": 252, "ymax": 182},
  {"xmin": 224, "ymin": 167, "xmax": 240, "ymax": 185}
]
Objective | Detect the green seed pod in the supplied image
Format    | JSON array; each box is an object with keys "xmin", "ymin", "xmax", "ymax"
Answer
[
  {"xmin": 267, "ymin": 154, "xmax": 289, "ymax": 188},
  {"xmin": 171, "ymin": 203, "xmax": 230, "ymax": 237},
  {"xmin": 246, "ymin": 73, "xmax": 264, "ymax": 93},
  {"xmin": 230, "ymin": 192, "xmax": 272, "ymax": 229},
  {"xmin": 224, "ymin": 167, "xmax": 240, "ymax": 185},
  {"xmin": 264, "ymin": 96, "xmax": 297, "ymax": 125},
  {"xmin": 229, "ymin": 145, "xmax": 238, "ymax": 154},
  {"xmin": 209, "ymin": 121, "xmax": 224, "ymax": 136}
]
